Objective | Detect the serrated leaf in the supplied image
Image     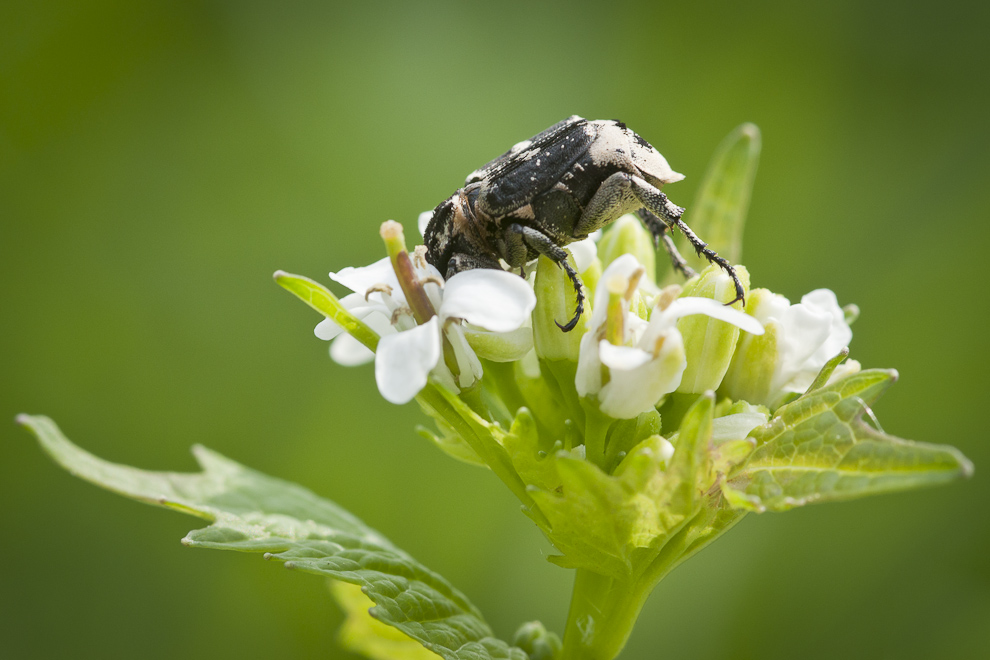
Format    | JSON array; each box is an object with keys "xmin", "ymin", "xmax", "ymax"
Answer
[
  {"xmin": 330, "ymin": 581, "xmax": 441, "ymax": 660},
  {"xmin": 671, "ymin": 123, "xmax": 760, "ymax": 277},
  {"xmin": 723, "ymin": 370, "xmax": 973, "ymax": 512},
  {"xmin": 18, "ymin": 415, "xmax": 527, "ymax": 660},
  {"xmin": 532, "ymin": 452, "xmax": 663, "ymax": 578}
]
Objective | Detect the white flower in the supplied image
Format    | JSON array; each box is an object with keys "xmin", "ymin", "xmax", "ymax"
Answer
[
  {"xmin": 315, "ymin": 257, "xmax": 536, "ymax": 404},
  {"xmin": 576, "ymin": 255, "xmax": 763, "ymax": 419},
  {"xmin": 568, "ymin": 231, "xmax": 601, "ymax": 274},
  {"xmin": 754, "ymin": 289, "xmax": 854, "ymax": 395}
]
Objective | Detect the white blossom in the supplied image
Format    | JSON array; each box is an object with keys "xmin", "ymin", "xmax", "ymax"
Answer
[
  {"xmin": 576, "ymin": 255, "xmax": 763, "ymax": 419},
  {"xmin": 315, "ymin": 256, "xmax": 536, "ymax": 404},
  {"xmin": 754, "ymin": 289, "xmax": 854, "ymax": 396}
]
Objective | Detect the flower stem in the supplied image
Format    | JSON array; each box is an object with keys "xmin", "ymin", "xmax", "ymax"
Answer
[
  {"xmin": 560, "ymin": 570, "xmax": 650, "ymax": 660},
  {"xmin": 583, "ymin": 406, "xmax": 611, "ymax": 469}
]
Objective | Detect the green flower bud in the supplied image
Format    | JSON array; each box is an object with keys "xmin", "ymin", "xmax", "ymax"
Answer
[
  {"xmin": 513, "ymin": 621, "xmax": 562, "ymax": 660},
  {"xmin": 533, "ymin": 254, "xmax": 586, "ymax": 361},
  {"xmin": 719, "ymin": 288, "xmax": 780, "ymax": 404},
  {"xmin": 675, "ymin": 263, "xmax": 752, "ymax": 394},
  {"xmin": 597, "ymin": 214, "xmax": 657, "ymax": 285}
]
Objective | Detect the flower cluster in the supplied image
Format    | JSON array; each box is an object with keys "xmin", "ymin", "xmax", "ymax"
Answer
[
  {"xmin": 272, "ymin": 184, "xmax": 966, "ymax": 660},
  {"xmin": 312, "ymin": 215, "xmax": 854, "ymax": 423},
  {"xmin": 281, "ymin": 206, "xmax": 863, "ymax": 646}
]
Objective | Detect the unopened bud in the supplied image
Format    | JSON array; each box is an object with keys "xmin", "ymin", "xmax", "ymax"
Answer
[
  {"xmin": 597, "ymin": 214, "xmax": 657, "ymax": 285},
  {"xmin": 719, "ymin": 288, "xmax": 781, "ymax": 404},
  {"xmin": 675, "ymin": 264, "xmax": 752, "ymax": 393},
  {"xmin": 533, "ymin": 254, "xmax": 586, "ymax": 361}
]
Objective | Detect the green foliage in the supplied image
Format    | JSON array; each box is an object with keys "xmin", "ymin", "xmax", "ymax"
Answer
[
  {"xmin": 723, "ymin": 370, "xmax": 974, "ymax": 512},
  {"xmin": 330, "ymin": 581, "xmax": 441, "ymax": 660},
  {"xmin": 17, "ymin": 415, "xmax": 526, "ymax": 660}
]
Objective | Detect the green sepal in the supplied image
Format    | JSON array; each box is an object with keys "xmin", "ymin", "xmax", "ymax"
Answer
[
  {"xmin": 723, "ymin": 370, "xmax": 973, "ymax": 512},
  {"xmin": 274, "ymin": 270, "xmax": 380, "ymax": 351},
  {"xmin": 803, "ymin": 347, "xmax": 851, "ymax": 394},
  {"xmin": 17, "ymin": 415, "xmax": 527, "ymax": 660}
]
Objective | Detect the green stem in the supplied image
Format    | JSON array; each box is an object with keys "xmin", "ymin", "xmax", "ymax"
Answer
[
  {"xmin": 559, "ymin": 570, "xmax": 650, "ymax": 660},
  {"xmin": 583, "ymin": 407, "xmax": 611, "ymax": 470},
  {"xmin": 559, "ymin": 508, "xmax": 735, "ymax": 660}
]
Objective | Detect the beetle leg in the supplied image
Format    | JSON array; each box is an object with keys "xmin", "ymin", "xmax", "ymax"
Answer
[
  {"xmin": 635, "ymin": 209, "xmax": 697, "ymax": 280},
  {"xmin": 578, "ymin": 172, "xmax": 744, "ymax": 305},
  {"xmin": 507, "ymin": 224, "xmax": 585, "ymax": 332}
]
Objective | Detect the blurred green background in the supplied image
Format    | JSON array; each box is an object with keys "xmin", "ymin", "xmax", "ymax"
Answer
[{"xmin": 2, "ymin": 1, "xmax": 988, "ymax": 658}]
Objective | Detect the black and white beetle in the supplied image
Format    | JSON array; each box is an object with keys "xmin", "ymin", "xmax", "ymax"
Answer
[{"xmin": 423, "ymin": 116, "xmax": 744, "ymax": 331}]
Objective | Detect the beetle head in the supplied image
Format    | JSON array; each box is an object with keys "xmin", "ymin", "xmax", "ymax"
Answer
[{"xmin": 621, "ymin": 125, "xmax": 685, "ymax": 187}]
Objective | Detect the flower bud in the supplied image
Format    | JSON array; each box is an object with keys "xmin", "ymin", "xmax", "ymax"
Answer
[
  {"xmin": 533, "ymin": 254, "xmax": 586, "ymax": 361},
  {"xmin": 597, "ymin": 214, "xmax": 657, "ymax": 286},
  {"xmin": 675, "ymin": 264, "xmax": 752, "ymax": 393},
  {"xmin": 719, "ymin": 288, "xmax": 781, "ymax": 404},
  {"xmin": 513, "ymin": 621, "xmax": 562, "ymax": 660}
]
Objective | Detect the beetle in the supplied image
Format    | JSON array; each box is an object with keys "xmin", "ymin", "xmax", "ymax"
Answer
[{"xmin": 423, "ymin": 116, "xmax": 744, "ymax": 331}]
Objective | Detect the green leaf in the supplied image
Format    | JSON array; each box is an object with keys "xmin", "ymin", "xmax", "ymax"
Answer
[
  {"xmin": 722, "ymin": 370, "xmax": 973, "ymax": 512},
  {"xmin": 524, "ymin": 398, "xmax": 717, "ymax": 579},
  {"xmin": 17, "ymin": 415, "xmax": 527, "ymax": 660},
  {"xmin": 330, "ymin": 581, "xmax": 441, "ymax": 660},
  {"xmin": 666, "ymin": 392, "xmax": 716, "ymax": 515},
  {"xmin": 671, "ymin": 123, "xmax": 760, "ymax": 277}
]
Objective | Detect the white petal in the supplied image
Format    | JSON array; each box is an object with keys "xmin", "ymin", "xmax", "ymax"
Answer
[
  {"xmin": 329, "ymin": 312, "xmax": 394, "ymax": 367},
  {"xmin": 330, "ymin": 333, "xmax": 375, "ymax": 366},
  {"xmin": 600, "ymin": 252, "xmax": 644, "ymax": 282},
  {"xmin": 314, "ymin": 292, "xmax": 390, "ymax": 341},
  {"xmin": 444, "ymin": 322, "xmax": 484, "ymax": 388},
  {"xmin": 374, "ymin": 317, "xmax": 441, "ymax": 404},
  {"xmin": 440, "ymin": 269, "xmax": 536, "ymax": 332},
  {"xmin": 575, "ymin": 332, "xmax": 604, "ymax": 397},
  {"xmin": 750, "ymin": 290, "xmax": 791, "ymax": 324},
  {"xmin": 586, "ymin": 253, "xmax": 645, "ymax": 335},
  {"xmin": 711, "ymin": 412, "xmax": 769, "ymax": 445},
  {"xmin": 315, "ymin": 317, "xmax": 344, "ymax": 341},
  {"xmin": 418, "ymin": 210, "xmax": 434, "ymax": 237},
  {"xmin": 330, "ymin": 257, "xmax": 400, "ymax": 298},
  {"xmin": 568, "ymin": 237, "xmax": 598, "ymax": 273},
  {"xmin": 338, "ymin": 291, "xmax": 389, "ymax": 317},
  {"xmin": 801, "ymin": 289, "xmax": 853, "ymax": 364},
  {"xmin": 660, "ymin": 297, "xmax": 765, "ymax": 335},
  {"xmin": 779, "ymin": 303, "xmax": 832, "ymax": 368},
  {"xmin": 598, "ymin": 333, "xmax": 687, "ymax": 419},
  {"xmin": 598, "ymin": 341, "xmax": 653, "ymax": 371}
]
